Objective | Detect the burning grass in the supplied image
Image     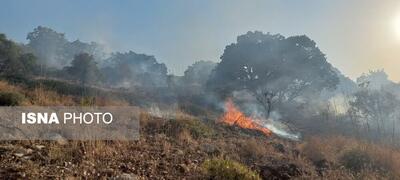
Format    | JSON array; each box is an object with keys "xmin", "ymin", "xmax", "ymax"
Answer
[{"xmin": 219, "ymin": 99, "xmax": 271, "ymax": 136}]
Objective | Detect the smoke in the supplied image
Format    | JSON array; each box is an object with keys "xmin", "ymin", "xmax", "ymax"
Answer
[
  {"xmin": 230, "ymin": 90, "xmax": 301, "ymax": 140},
  {"xmin": 148, "ymin": 104, "xmax": 164, "ymax": 118},
  {"xmin": 262, "ymin": 118, "xmax": 301, "ymax": 141},
  {"xmin": 252, "ymin": 111, "xmax": 301, "ymax": 141}
]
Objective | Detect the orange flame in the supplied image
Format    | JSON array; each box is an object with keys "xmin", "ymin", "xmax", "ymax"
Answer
[{"xmin": 219, "ymin": 99, "xmax": 271, "ymax": 136}]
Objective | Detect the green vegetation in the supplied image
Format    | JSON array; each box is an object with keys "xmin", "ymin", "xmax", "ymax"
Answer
[
  {"xmin": 0, "ymin": 92, "xmax": 24, "ymax": 106},
  {"xmin": 0, "ymin": 34, "xmax": 37, "ymax": 78},
  {"xmin": 201, "ymin": 157, "xmax": 261, "ymax": 180},
  {"xmin": 64, "ymin": 53, "xmax": 101, "ymax": 85}
]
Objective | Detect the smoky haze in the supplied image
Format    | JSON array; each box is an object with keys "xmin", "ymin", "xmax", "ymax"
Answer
[{"xmin": 2, "ymin": 26, "xmax": 400, "ymax": 144}]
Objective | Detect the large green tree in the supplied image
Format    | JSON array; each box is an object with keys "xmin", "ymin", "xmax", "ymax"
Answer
[
  {"xmin": 26, "ymin": 26, "xmax": 107, "ymax": 69},
  {"xmin": 64, "ymin": 53, "xmax": 100, "ymax": 85},
  {"xmin": 0, "ymin": 34, "xmax": 37, "ymax": 78},
  {"xmin": 183, "ymin": 60, "xmax": 216, "ymax": 86},
  {"xmin": 26, "ymin": 26, "xmax": 68, "ymax": 68},
  {"xmin": 207, "ymin": 31, "xmax": 339, "ymax": 118},
  {"xmin": 102, "ymin": 51, "xmax": 168, "ymax": 87}
]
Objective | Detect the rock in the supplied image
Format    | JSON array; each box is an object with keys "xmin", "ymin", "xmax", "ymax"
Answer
[
  {"xmin": 22, "ymin": 156, "xmax": 32, "ymax": 160},
  {"xmin": 34, "ymin": 145, "xmax": 45, "ymax": 150},
  {"xmin": 118, "ymin": 173, "xmax": 138, "ymax": 180},
  {"xmin": 13, "ymin": 153, "xmax": 24, "ymax": 158}
]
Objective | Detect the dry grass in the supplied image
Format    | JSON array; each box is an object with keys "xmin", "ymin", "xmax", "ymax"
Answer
[
  {"xmin": 3, "ymin": 80, "xmax": 400, "ymax": 179},
  {"xmin": 299, "ymin": 136, "xmax": 400, "ymax": 179},
  {"xmin": 0, "ymin": 81, "xmax": 75, "ymax": 106},
  {"xmin": 0, "ymin": 81, "xmax": 21, "ymax": 92},
  {"xmin": 0, "ymin": 81, "xmax": 129, "ymax": 106},
  {"xmin": 29, "ymin": 87, "xmax": 76, "ymax": 106},
  {"xmin": 237, "ymin": 138, "xmax": 269, "ymax": 161}
]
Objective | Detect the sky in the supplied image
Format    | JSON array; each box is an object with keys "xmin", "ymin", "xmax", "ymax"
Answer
[{"xmin": 1, "ymin": 0, "xmax": 400, "ymax": 81}]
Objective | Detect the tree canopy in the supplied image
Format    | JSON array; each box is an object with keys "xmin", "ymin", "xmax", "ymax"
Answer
[
  {"xmin": 207, "ymin": 31, "xmax": 339, "ymax": 100},
  {"xmin": 0, "ymin": 34, "xmax": 37, "ymax": 78},
  {"xmin": 26, "ymin": 26, "xmax": 106, "ymax": 68},
  {"xmin": 183, "ymin": 60, "xmax": 216, "ymax": 86},
  {"xmin": 102, "ymin": 51, "xmax": 168, "ymax": 87},
  {"xmin": 64, "ymin": 53, "xmax": 100, "ymax": 85}
]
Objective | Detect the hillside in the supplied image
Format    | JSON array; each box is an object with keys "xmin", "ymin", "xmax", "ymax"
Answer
[
  {"xmin": 0, "ymin": 81, "xmax": 399, "ymax": 179},
  {"xmin": 1, "ymin": 26, "xmax": 400, "ymax": 180}
]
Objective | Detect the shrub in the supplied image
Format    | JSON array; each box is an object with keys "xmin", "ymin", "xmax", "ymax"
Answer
[
  {"xmin": 340, "ymin": 149, "xmax": 373, "ymax": 172},
  {"xmin": 0, "ymin": 92, "xmax": 24, "ymax": 106},
  {"xmin": 202, "ymin": 157, "xmax": 261, "ymax": 180}
]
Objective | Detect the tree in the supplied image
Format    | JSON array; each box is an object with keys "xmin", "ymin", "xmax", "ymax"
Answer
[
  {"xmin": 357, "ymin": 70, "xmax": 392, "ymax": 90},
  {"xmin": 0, "ymin": 34, "xmax": 37, "ymax": 78},
  {"xmin": 183, "ymin": 60, "xmax": 216, "ymax": 86},
  {"xmin": 64, "ymin": 53, "xmax": 100, "ymax": 85},
  {"xmin": 102, "ymin": 51, "xmax": 168, "ymax": 87},
  {"xmin": 207, "ymin": 31, "xmax": 339, "ymax": 118},
  {"xmin": 348, "ymin": 89, "xmax": 400, "ymax": 140},
  {"xmin": 64, "ymin": 40, "xmax": 108, "ymax": 64},
  {"xmin": 26, "ymin": 26, "xmax": 108, "ymax": 69},
  {"xmin": 26, "ymin": 26, "xmax": 68, "ymax": 68}
]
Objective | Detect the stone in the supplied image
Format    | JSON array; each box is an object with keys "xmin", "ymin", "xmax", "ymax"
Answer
[{"xmin": 34, "ymin": 145, "xmax": 46, "ymax": 150}]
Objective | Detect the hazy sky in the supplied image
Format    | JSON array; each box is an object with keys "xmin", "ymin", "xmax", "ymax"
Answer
[{"xmin": 1, "ymin": 0, "xmax": 400, "ymax": 81}]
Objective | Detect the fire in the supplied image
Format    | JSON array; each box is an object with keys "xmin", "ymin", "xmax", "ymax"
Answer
[{"xmin": 219, "ymin": 99, "xmax": 271, "ymax": 136}]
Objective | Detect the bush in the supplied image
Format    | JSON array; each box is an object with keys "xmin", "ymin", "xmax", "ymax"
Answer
[
  {"xmin": 201, "ymin": 157, "xmax": 261, "ymax": 180},
  {"xmin": 340, "ymin": 149, "xmax": 373, "ymax": 172},
  {"xmin": 0, "ymin": 92, "xmax": 24, "ymax": 106}
]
